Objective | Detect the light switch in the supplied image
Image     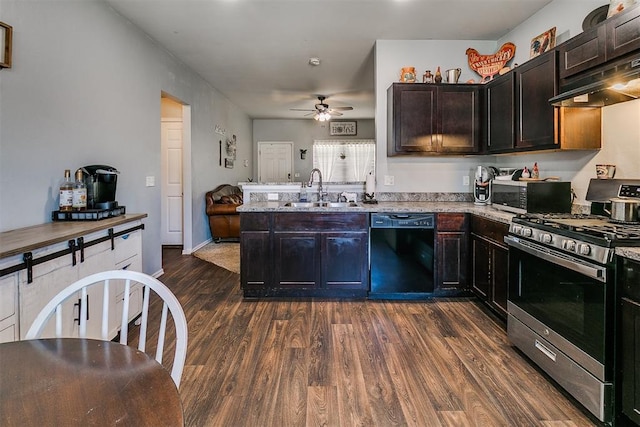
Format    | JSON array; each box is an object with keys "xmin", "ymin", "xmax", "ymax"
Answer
[
  {"xmin": 146, "ymin": 176, "xmax": 155, "ymax": 187},
  {"xmin": 384, "ymin": 175, "xmax": 394, "ymax": 186}
]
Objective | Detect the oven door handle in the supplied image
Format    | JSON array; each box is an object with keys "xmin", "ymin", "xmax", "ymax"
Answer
[{"xmin": 504, "ymin": 236, "xmax": 607, "ymax": 282}]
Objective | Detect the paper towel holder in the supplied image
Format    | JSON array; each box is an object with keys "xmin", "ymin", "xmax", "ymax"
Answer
[{"xmin": 363, "ymin": 172, "xmax": 378, "ymax": 204}]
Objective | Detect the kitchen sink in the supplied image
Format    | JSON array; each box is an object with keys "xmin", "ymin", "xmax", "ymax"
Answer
[
  {"xmin": 284, "ymin": 202, "xmax": 320, "ymax": 207},
  {"xmin": 283, "ymin": 202, "xmax": 359, "ymax": 208}
]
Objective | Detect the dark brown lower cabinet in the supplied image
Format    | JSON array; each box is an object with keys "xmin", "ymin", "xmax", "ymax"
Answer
[
  {"xmin": 435, "ymin": 213, "xmax": 469, "ymax": 295},
  {"xmin": 618, "ymin": 258, "xmax": 640, "ymax": 425},
  {"xmin": 470, "ymin": 215, "xmax": 509, "ymax": 319},
  {"xmin": 240, "ymin": 212, "xmax": 369, "ymax": 298}
]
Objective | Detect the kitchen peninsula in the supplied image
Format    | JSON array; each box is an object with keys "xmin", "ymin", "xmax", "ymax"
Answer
[{"xmin": 238, "ymin": 201, "xmax": 513, "ymax": 299}]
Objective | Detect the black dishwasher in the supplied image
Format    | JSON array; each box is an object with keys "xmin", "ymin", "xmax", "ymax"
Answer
[{"xmin": 369, "ymin": 213, "xmax": 435, "ymax": 299}]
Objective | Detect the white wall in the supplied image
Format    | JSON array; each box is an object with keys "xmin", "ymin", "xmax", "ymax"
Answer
[
  {"xmin": 0, "ymin": 1, "xmax": 252, "ymax": 275},
  {"xmin": 252, "ymin": 119, "xmax": 375, "ymax": 181}
]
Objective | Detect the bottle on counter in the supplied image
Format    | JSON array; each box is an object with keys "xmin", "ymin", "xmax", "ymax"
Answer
[
  {"xmin": 434, "ymin": 66, "xmax": 443, "ymax": 83},
  {"xmin": 72, "ymin": 168, "xmax": 87, "ymax": 211},
  {"xmin": 532, "ymin": 162, "xmax": 540, "ymax": 179},
  {"xmin": 300, "ymin": 183, "xmax": 308, "ymax": 202},
  {"xmin": 59, "ymin": 169, "xmax": 74, "ymax": 212}
]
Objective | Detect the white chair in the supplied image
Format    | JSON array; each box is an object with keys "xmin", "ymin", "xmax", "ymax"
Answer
[{"xmin": 25, "ymin": 270, "xmax": 188, "ymax": 388}]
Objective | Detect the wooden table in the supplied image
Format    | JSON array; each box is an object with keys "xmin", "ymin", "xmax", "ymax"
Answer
[{"xmin": 0, "ymin": 338, "xmax": 184, "ymax": 426}]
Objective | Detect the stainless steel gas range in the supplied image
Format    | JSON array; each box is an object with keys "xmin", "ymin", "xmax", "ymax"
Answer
[{"xmin": 505, "ymin": 180, "xmax": 640, "ymax": 424}]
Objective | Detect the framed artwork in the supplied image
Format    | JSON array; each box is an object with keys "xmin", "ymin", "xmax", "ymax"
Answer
[
  {"xmin": 225, "ymin": 158, "xmax": 234, "ymax": 169},
  {"xmin": 329, "ymin": 121, "xmax": 357, "ymax": 136},
  {"xmin": 0, "ymin": 22, "xmax": 12, "ymax": 69},
  {"xmin": 608, "ymin": 0, "xmax": 637, "ymax": 17},
  {"xmin": 530, "ymin": 27, "xmax": 556, "ymax": 58}
]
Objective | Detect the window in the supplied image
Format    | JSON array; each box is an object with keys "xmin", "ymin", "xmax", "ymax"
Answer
[{"xmin": 312, "ymin": 139, "xmax": 375, "ymax": 182}]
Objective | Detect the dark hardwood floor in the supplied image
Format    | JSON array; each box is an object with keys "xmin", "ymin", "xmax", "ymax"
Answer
[{"xmin": 153, "ymin": 247, "xmax": 597, "ymax": 426}]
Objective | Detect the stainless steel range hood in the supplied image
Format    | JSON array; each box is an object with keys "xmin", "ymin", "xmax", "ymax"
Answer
[{"xmin": 550, "ymin": 57, "xmax": 640, "ymax": 107}]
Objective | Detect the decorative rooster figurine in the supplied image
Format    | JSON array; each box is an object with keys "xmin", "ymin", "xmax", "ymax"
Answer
[{"xmin": 466, "ymin": 42, "xmax": 516, "ymax": 82}]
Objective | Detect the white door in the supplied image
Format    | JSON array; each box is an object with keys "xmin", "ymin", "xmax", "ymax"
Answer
[
  {"xmin": 258, "ymin": 141, "xmax": 293, "ymax": 182},
  {"xmin": 161, "ymin": 120, "xmax": 183, "ymax": 245}
]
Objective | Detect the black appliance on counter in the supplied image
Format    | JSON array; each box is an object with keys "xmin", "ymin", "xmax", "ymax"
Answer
[
  {"xmin": 504, "ymin": 178, "xmax": 640, "ymax": 424},
  {"xmin": 52, "ymin": 165, "xmax": 124, "ymax": 221},
  {"xmin": 82, "ymin": 165, "xmax": 120, "ymax": 210},
  {"xmin": 491, "ymin": 180, "xmax": 572, "ymax": 214},
  {"xmin": 369, "ymin": 213, "xmax": 435, "ymax": 299}
]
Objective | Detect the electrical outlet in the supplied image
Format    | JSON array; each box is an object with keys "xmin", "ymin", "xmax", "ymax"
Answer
[
  {"xmin": 243, "ymin": 159, "xmax": 249, "ymax": 167},
  {"xmin": 463, "ymin": 175, "xmax": 470, "ymax": 186},
  {"xmin": 267, "ymin": 193, "xmax": 279, "ymax": 201},
  {"xmin": 294, "ymin": 172, "xmax": 300, "ymax": 178},
  {"xmin": 145, "ymin": 176, "xmax": 155, "ymax": 187},
  {"xmin": 384, "ymin": 175, "xmax": 394, "ymax": 186}
]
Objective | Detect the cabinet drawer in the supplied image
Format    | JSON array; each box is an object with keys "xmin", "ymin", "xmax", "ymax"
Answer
[
  {"xmin": 114, "ymin": 230, "xmax": 141, "ymax": 264},
  {"xmin": 471, "ymin": 216, "xmax": 509, "ymax": 245},
  {"xmin": 436, "ymin": 213, "xmax": 467, "ymax": 231},
  {"xmin": 241, "ymin": 213, "xmax": 271, "ymax": 231},
  {"xmin": 275, "ymin": 213, "xmax": 368, "ymax": 231}
]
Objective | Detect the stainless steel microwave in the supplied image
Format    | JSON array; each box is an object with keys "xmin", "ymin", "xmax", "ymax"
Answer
[{"xmin": 491, "ymin": 180, "xmax": 572, "ymax": 214}]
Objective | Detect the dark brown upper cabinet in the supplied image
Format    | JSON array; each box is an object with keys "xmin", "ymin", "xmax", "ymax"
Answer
[
  {"xmin": 559, "ymin": 4, "xmax": 640, "ymax": 79},
  {"xmin": 387, "ymin": 83, "xmax": 482, "ymax": 156},
  {"xmin": 486, "ymin": 50, "xmax": 601, "ymax": 154}
]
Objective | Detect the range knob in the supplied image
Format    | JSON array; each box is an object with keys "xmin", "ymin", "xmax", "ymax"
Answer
[
  {"xmin": 521, "ymin": 227, "xmax": 533, "ymax": 237},
  {"xmin": 578, "ymin": 244, "xmax": 591, "ymax": 256},
  {"xmin": 512, "ymin": 225, "xmax": 522, "ymax": 234},
  {"xmin": 539, "ymin": 233, "xmax": 552, "ymax": 243},
  {"xmin": 563, "ymin": 240, "xmax": 577, "ymax": 251}
]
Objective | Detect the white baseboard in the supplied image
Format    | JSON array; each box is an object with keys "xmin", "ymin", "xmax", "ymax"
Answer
[{"xmin": 186, "ymin": 238, "xmax": 213, "ymax": 255}]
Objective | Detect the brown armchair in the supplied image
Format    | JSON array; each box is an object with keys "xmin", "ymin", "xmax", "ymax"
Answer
[{"xmin": 205, "ymin": 184, "xmax": 243, "ymax": 242}]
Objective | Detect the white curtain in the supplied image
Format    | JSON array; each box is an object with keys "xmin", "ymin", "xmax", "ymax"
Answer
[{"xmin": 313, "ymin": 139, "xmax": 375, "ymax": 182}]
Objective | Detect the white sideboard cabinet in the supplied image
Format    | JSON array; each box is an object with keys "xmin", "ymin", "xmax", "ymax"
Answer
[{"xmin": 0, "ymin": 214, "xmax": 146, "ymax": 343}]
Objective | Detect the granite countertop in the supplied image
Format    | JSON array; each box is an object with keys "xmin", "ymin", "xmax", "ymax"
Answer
[
  {"xmin": 238, "ymin": 201, "xmax": 515, "ymax": 224},
  {"xmin": 0, "ymin": 214, "xmax": 147, "ymax": 259},
  {"xmin": 238, "ymin": 201, "xmax": 640, "ymax": 262}
]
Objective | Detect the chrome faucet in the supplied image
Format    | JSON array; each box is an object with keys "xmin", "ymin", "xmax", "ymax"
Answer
[{"xmin": 308, "ymin": 168, "xmax": 325, "ymax": 203}]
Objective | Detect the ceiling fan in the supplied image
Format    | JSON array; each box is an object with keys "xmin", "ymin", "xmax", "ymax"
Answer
[{"xmin": 290, "ymin": 96, "xmax": 353, "ymax": 121}]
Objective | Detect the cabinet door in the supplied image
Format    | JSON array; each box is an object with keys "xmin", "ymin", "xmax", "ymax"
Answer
[
  {"xmin": 490, "ymin": 244, "xmax": 509, "ymax": 317},
  {"xmin": 19, "ymin": 256, "xmax": 78, "ymax": 339},
  {"xmin": 621, "ymin": 297, "xmax": 640, "ymax": 425},
  {"xmin": 435, "ymin": 232, "xmax": 468, "ymax": 293},
  {"xmin": 78, "ymin": 239, "xmax": 115, "ymax": 340},
  {"xmin": 438, "ymin": 85, "xmax": 482, "ymax": 153},
  {"xmin": 388, "ymin": 83, "xmax": 437, "ymax": 155},
  {"xmin": 322, "ymin": 232, "xmax": 368, "ymax": 289},
  {"xmin": 0, "ymin": 273, "xmax": 19, "ymax": 343},
  {"xmin": 274, "ymin": 232, "xmax": 320, "ymax": 288},
  {"xmin": 606, "ymin": 5, "xmax": 640, "ymax": 61},
  {"xmin": 241, "ymin": 231, "xmax": 271, "ymax": 288},
  {"xmin": 487, "ymin": 73, "xmax": 515, "ymax": 153},
  {"xmin": 516, "ymin": 51, "xmax": 559, "ymax": 150},
  {"xmin": 471, "ymin": 237, "xmax": 491, "ymax": 299},
  {"xmin": 558, "ymin": 25, "xmax": 606, "ymax": 79}
]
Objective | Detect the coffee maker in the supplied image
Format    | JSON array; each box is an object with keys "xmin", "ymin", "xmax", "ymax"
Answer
[
  {"xmin": 474, "ymin": 166, "xmax": 496, "ymax": 205},
  {"xmin": 81, "ymin": 165, "xmax": 120, "ymax": 209}
]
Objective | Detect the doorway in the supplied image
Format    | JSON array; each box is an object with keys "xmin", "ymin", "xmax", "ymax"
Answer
[
  {"xmin": 257, "ymin": 141, "xmax": 293, "ymax": 182},
  {"xmin": 160, "ymin": 95, "xmax": 192, "ymax": 254}
]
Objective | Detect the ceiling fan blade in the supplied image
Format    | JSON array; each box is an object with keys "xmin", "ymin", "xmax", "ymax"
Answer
[
  {"xmin": 329, "ymin": 110, "xmax": 344, "ymax": 116},
  {"xmin": 330, "ymin": 106, "xmax": 353, "ymax": 111},
  {"xmin": 304, "ymin": 112, "xmax": 316, "ymax": 117},
  {"xmin": 290, "ymin": 108, "xmax": 316, "ymax": 112}
]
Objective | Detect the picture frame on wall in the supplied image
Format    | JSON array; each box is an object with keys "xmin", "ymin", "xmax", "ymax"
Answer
[
  {"xmin": 607, "ymin": 0, "xmax": 637, "ymax": 17},
  {"xmin": 530, "ymin": 27, "xmax": 556, "ymax": 58},
  {"xmin": 225, "ymin": 158, "xmax": 234, "ymax": 169},
  {"xmin": 329, "ymin": 121, "xmax": 357, "ymax": 136},
  {"xmin": 0, "ymin": 22, "xmax": 13, "ymax": 69}
]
